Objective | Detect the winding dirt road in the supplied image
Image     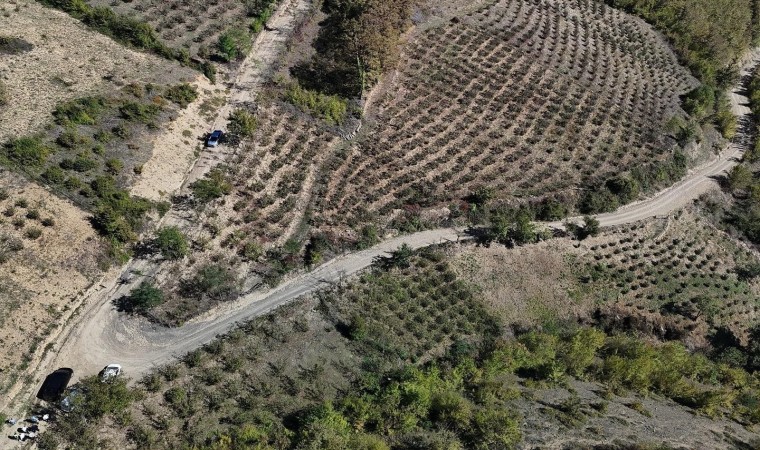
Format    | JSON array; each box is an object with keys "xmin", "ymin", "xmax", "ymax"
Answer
[
  {"xmin": 8, "ymin": 24, "xmax": 760, "ymax": 419},
  {"xmin": 45, "ymin": 47, "xmax": 759, "ymax": 385}
]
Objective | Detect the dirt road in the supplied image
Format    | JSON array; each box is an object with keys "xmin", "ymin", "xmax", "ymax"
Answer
[
  {"xmin": 553, "ymin": 48, "xmax": 759, "ymax": 229},
  {"xmin": 9, "ymin": 28, "xmax": 760, "ymax": 419}
]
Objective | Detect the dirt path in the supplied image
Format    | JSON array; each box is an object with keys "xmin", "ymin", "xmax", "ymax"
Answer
[
  {"xmin": 129, "ymin": 0, "xmax": 312, "ymax": 201},
  {"xmin": 179, "ymin": 0, "xmax": 312, "ymax": 191}
]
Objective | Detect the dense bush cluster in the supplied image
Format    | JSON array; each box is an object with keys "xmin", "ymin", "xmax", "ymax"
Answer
[
  {"xmin": 497, "ymin": 328, "xmax": 760, "ymax": 423},
  {"xmin": 284, "ymin": 82, "xmax": 348, "ymax": 126},
  {"xmin": 720, "ymin": 67, "xmax": 760, "ymax": 243},
  {"xmin": 163, "ymin": 83, "xmax": 198, "ymax": 108},
  {"xmin": 216, "ymin": 27, "xmax": 252, "ymax": 62},
  {"xmin": 1, "ymin": 84, "xmax": 197, "ymax": 260},
  {"xmin": 605, "ymin": 0, "xmax": 759, "ymax": 85},
  {"xmin": 39, "ymin": 375, "xmax": 135, "ymax": 448},
  {"xmin": 293, "ymin": 0, "xmax": 414, "ymax": 96}
]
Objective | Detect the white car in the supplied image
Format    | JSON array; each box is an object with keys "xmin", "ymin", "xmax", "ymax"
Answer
[{"xmin": 100, "ymin": 364, "xmax": 122, "ymax": 381}]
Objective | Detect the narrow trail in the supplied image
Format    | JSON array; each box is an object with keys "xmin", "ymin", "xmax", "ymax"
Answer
[
  {"xmin": 9, "ymin": 30, "xmax": 760, "ymax": 419},
  {"xmin": 180, "ymin": 0, "xmax": 312, "ymax": 191}
]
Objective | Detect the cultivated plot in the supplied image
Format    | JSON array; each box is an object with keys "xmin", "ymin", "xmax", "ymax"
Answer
[{"xmin": 313, "ymin": 0, "xmax": 697, "ymax": 235}]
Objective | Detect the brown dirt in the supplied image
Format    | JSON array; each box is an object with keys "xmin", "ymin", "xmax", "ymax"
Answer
[
  {"xmin": 452, "ymin": 240, "xmax": 585, "ymax": 328},
  {"xmin": 130, "ymin": 76, "xmax": 220, "ymax": 201},
  {"xmin": 0, "ymin": 0, "xmax": 195, "ymax": 143},
  {"xmin": 0, "ymin": 169, "xmax": 103, "ymax": 398}
]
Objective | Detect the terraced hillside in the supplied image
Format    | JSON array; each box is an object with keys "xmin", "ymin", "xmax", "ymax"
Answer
[
  {"xmin": 312, "ymin": 0, "xmax": 699, "ymax": 237},
  {"xmin": 454, "ymin": 209, "xmax": 760, "ymax": 349}
]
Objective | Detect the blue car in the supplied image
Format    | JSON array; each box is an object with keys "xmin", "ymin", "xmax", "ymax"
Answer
[{"xmin": 207, "ymin": 130, "xmax": 223, "ymax": 147}]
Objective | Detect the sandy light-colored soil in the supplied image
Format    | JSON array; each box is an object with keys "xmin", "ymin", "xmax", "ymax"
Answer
[
  {"xmin": 0, "ymin": 0, "xmax": 195, "ymax": 143},
  {"xmin": 130, "ymin": 75, "xmax": 219, "ymax": 201},
  {"xmin": 0, "ymin": 170, "xmax": 104, "ymax": 400},
  {"xmin": 131, "ymin": 0, "xmax": 314, "ymax": 202}
]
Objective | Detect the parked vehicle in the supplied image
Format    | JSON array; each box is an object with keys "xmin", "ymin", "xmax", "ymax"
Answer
[
  {"xmin": 99, "ymin": 363, "xmax": 122, "ymax": 382},
  {"xmin": 206, "ymin": 130, "xmax": 223, "ymax": 147},
  {"xmin": 36, "ymin": 368, "xmax": 73, "ymax": 402}
]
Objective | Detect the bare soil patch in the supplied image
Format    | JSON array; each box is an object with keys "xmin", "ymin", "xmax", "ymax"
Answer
[
  {"xmin": 130, "ymin": 76, "xmax": 221, "ymax": 201},
  {"xmin": 0, "ymin": 169, "xmax": 103, "ymax": 395},
  {"xmin": 0, "ymin": 0, "xmax": 195, "ymax": 143}
]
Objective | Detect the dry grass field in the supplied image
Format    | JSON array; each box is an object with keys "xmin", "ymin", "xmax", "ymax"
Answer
[
  {"xmin": 453, "ymin": 209, "xmax": 760, "ymax": 347},
  {"xmin": 0, "ymin": 169, "xmax": 103, "ymax": 395},
  {"xmin": 310, "ymin": 0, "xmax": 698, "ymax": 236},
  {"xmin": 0, "ymin": 0, "xmax": 196, "ymax": 143}
]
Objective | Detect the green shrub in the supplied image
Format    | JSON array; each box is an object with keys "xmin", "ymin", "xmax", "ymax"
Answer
[
  {"xmin": 285, "ymin": 82, "xmax": 348, "ymax": 125},
  {"xmin": 61, "ymin": 155, "xmax": 98, "ymax": 172},
  {"xmin": 105, "ymin": 158, "xmax": 123, "ymax": 175},
  {"xmin": 63, "ymin": 176, "xmax": 83, "ymax": 191},
  {"xmin": 53, "ymin": 96, "xmax": 106, "ymax": 125},
  {"xmin": 126, "ymin": 281, "xmax": 164, "ymax": 312},
  {"xmin": 24, "ymin": 227, "xmax": 42, "ymax": 240},
  {"xmin": 154, "ymin": 226, "xmax": 188, "ymax": 260},
  {"xmin": 89, "ymin": 176, "xmax": 153, "ymax": 243},
  {"xmin": 181, "ymin": 264, "xmax": 239, "ymax": 302},
  {"xmin": 120, "ymin": 102, "xmax": 161, "ymax": 123},
  {"xmin": 190, "ymin": 169, "xmax": 231, "ymax": 203},
  {"xmin": 227, "ymin": 109, "xmax": 257, "ymax": 138},
  {"xmin": 56, "ymin": 128, "xmax": 90, "ymax": 148},
  {"xmin": 5, "ymin": 137, "xmax": 50, "ymax": 166},
  {"xmin": 716, "ymin": 107, "xmax": 738, "ymax": 139},
  {"xmin": 164, "ymin": 83, "xmax": 198, "ymax": 108},
  {"xmin": 682, "ymin": 85, "xmax": 716, "ymax": 119},
  {"xmin": 201, "ymin": 61, "xmax": 216, "ymax": 83},
  {"xmin": 77, "ymin": 375, "xmax": 135, "ymax": 420},
  {"xmin": 42, "ymin": 166, "xmax": 66, "ymax": 184},
  {"xmin": 217, "ymin": 28, "xmax": 251, "ymax": 62},
  {"xmin": 240, "ymin": 241, "xmax": 262, "ymax": 260},
  {"xmin": 347, "ymin": 314, "xmax": 367, "ymax": 340},
  {"xmin": 94, "ymin": 130, "xmax": 112, "ymax": 143}
]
